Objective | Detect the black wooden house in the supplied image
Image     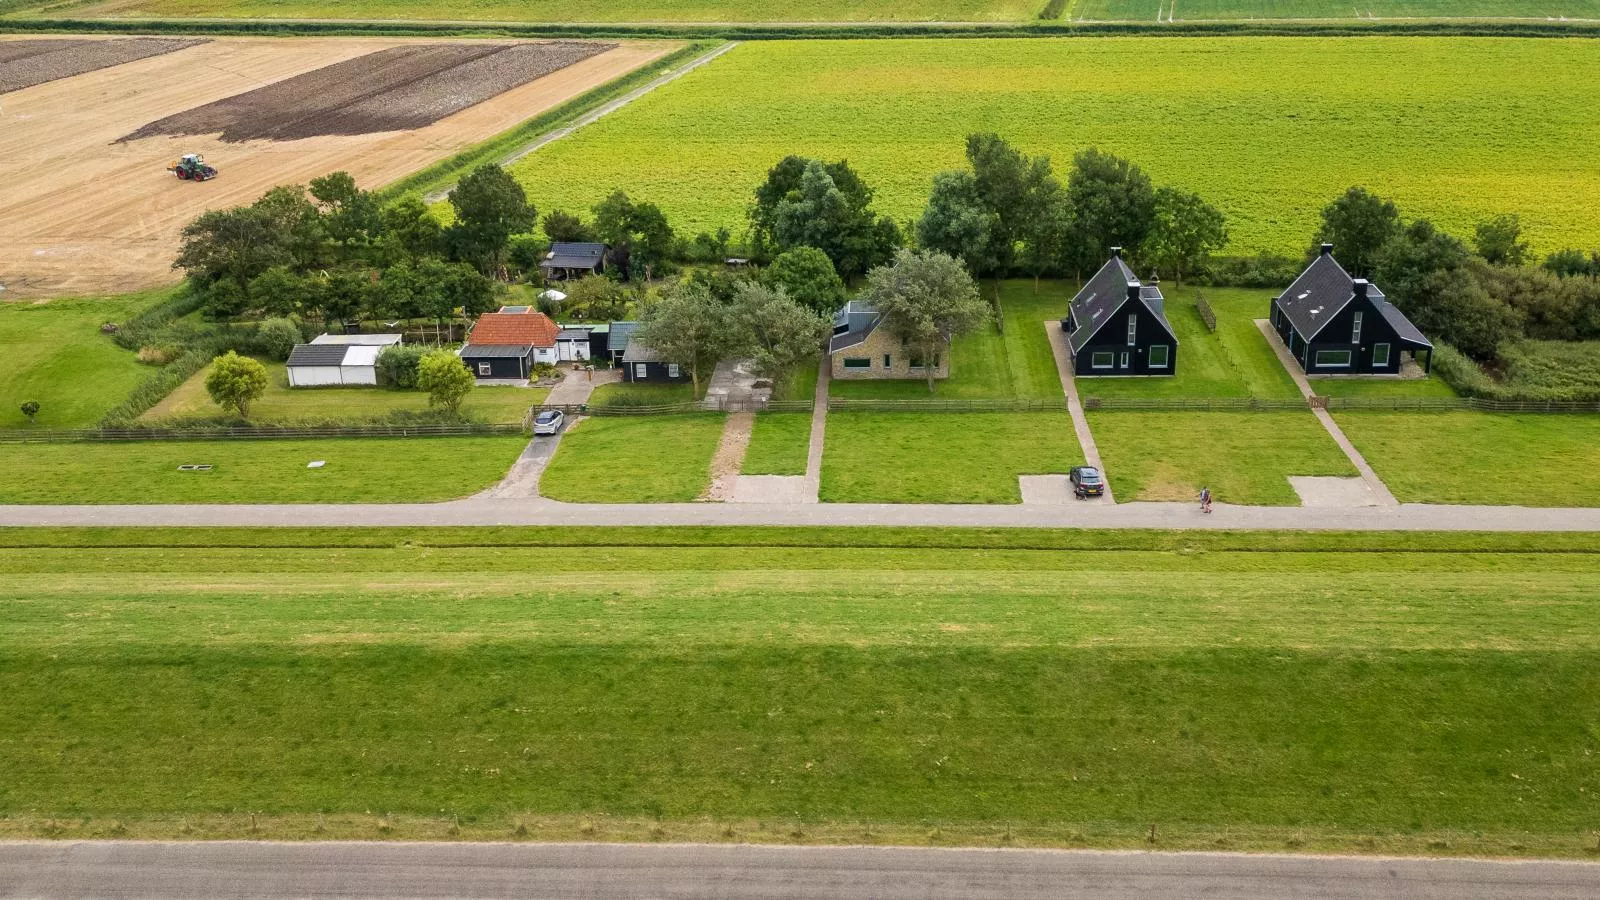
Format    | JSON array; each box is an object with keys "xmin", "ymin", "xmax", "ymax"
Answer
[
  {"xmin": 1062, "ymin": 249, "xmax": 1179, "ymax": 376},
  {"xmin": 1270, "ymin": 244, "xmax": 1433, "ymax": 375}
]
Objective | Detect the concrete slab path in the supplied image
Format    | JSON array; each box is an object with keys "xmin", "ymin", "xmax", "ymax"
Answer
[
  {"xmin": 545, "ymin": 366, "xmax": 619, "ymax": 406},
  {"xmin": 1045, "ymin": 321, "xmax": 1113, "ymax": 503}
]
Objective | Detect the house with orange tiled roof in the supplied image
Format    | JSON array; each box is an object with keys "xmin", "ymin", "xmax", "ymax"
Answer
[{"xmin": 458, "ymin": 306, "xmax": 560, "ymax": 381}]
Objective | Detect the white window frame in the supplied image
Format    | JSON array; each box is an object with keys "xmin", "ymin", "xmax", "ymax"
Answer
[
  {"xmin": 1121, "ymin": 351, "xmax": 1130, "ymax": 369},
  {"xmin": 634, "ymin": 363, "xmax": 648, "ymax": 379},
  {"xmin": 1372, "ymin": 343, "xmax": 1390, "ymax": 366},
  {"xmin": 1352, "ymin": 310, "xmax": 1363, "ymax": 344},
  {"xmin": 1127, "ymin": 313, "xmax": 1138, "ymax": 346},
  {"xmin": 842, "ymin": 357, "xmax": 871, "ymax": 369},
  {"xmin": 476, "ymin": 362, "xmax": 491, "ymax": 376},
  {"xmin": 1148, "ymin": 344, "xmax": 1170, "ymax": 368},
  {"xmin": 1315, "ymin": 350, "xmax": 1353, "ymax": 368},
  {"xmin": 1091, "ymin": 351, "xmax": 1115, "ymax": 370},
  {"xmin": 667, "ymin": 363, "xmax": 680, "ymax": 379}
]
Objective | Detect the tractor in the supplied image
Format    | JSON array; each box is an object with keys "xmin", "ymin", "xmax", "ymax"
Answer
[{"xmin": 168, "ymin": 154, "xmax": 217, "ymax": 182}]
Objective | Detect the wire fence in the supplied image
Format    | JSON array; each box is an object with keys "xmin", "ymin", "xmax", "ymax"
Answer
[{"xmin": 1195, "ymin": 293, "xmax": 1218, "ymax": 332}]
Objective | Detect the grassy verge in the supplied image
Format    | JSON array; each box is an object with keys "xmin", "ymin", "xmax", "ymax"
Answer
[
  {"xmin": 0, "ymin": 436, "xmax": 526, "ymax": 503},
  {"xmin": 1333, "ymin": 410, "xmax": 1600, "ymax": 506},
  {"xmin": 1, "ymin": 527, "xmax": 1597, "ymax": 856},
  {"xmin": 1089, "ymin": 410, "xmax": 1354, "ymax": 505},
  {"xmin": 820, "ymin": 410, "xmax": 1083, "ymax": 503},
  {"xmin": 539, "ymin": 413, "xmax": 725, "ymax": 501},
  {"xmin": 587, "ymin": 380, "xmax": 702, "ymax": 408},
  {"xmin": 741, "ymin": 412, "xmax": 811, "ymax": 475}
]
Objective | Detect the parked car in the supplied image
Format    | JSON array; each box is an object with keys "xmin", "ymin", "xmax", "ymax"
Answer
[
  {"xmin": 533, "ymin": 409, "xmax": 565, "ymax": 435},
  {"xmin": 1069, "ymin": 465, "xmax": 1104, "ymax": 499}
]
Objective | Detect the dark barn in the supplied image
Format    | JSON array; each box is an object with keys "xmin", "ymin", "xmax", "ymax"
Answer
[{"xmin": 1271, "ymin": 244, "xmax": 1433, "ymax": 375}]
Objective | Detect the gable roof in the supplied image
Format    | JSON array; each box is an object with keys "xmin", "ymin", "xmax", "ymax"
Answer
[
  {"xmin": 1376, "ymin": 296, "xmax": 1433, "ymax": 348},
  {"xmin": 467, "ymin": 311, "xmax": 559, "ymax": 347},
  {"xmin": 829, "ymin": 300, "xmax": 882, "ymax": 354},
  {"xmin": 1066, "ymin": 254, "xmax": 1176, "ymax": 352},
  {"xmin": 1277, "ymin": 248, "xmax": 1430, "ymax": 347},
  {"xmin": 542, "ymin": 242, "xmax": 607, "ymax": 270},
  {"xmin": 310, "ymin": 333, "xmax": 402, "ymax": 347},
  {"xmin": 459, "ymin": 343, "xmax": 533, "ymax": 358},
  {"xmin": 286, "ymin": 344, "xmax": 349, "ymax": 367}
]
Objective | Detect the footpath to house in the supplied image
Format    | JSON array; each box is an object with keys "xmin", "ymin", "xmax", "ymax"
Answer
[{"xmin": 1044, "ymin": 321, "xmax": 1114, "ymax": 504}]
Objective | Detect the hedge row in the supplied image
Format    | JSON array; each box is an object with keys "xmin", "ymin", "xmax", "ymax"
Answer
[
  {"xmin": 1431, "ymin": 341, "xmax": 1600, "ymax": 404},
  {"xmin": 99, "ymin": 329, "xmax": 262, "ymax": 427}
]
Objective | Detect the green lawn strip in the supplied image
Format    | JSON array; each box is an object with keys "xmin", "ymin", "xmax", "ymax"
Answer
[
  {"xmin": 741, "ymin": 413, "xmax": 811, "ymax": 475},
  {"xmin": 141, "ymin": 359, "xmax": 546, "ymax": 424},
  {"xmin": 0, "ymin": 289, "xmax": 172, "ymax": 429},
  {"xmin": 1, "ymin": 537, "xmax": 1597, "ymax": 853},
  {"xmin": 773, "ymin": 357, "xmax": 820, "ymax": 402},
  {"xmin": 1089, "ymin": 410, "xmax": 1354, "ymax": 505},
  {"xmin": 539, "ymin": 413, "xmax": 725, "ymax": 502},
  {"xmin": 587, "ymin": 381, "xmax": 702, "ymax": 407},
  {"xmin": 1333, "ymin": 410, "xmax": 1600, "ymax": 506},
  {"xmin": 820, "ymin": 411, "xmax": 1084, "ymax": 503},
  {"xmin": 0, "ymin": 436, "xmax": 526, "ymax": 504},
  {"xmin": 1313, "ymin": 374, "xmax": 1460, "ymax": 399}
]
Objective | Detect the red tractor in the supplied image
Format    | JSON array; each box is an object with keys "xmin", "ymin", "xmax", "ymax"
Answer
[{"xmin": 168, "ymin": 153, "xmax": 217, "ymax": 181}]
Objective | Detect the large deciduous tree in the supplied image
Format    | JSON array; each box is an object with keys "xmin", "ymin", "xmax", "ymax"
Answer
[
  {"xmin": 750, "ymin": 156, "xmax": 900, "ymax": 278},
  {"xmin": 731, "ymin": 281, "xmax": 830, "ymax": 397},
  {"xmin": 447, "ymin": 163, "xmax": 536, "ymax": 279},
  {"xmin": 764, "ymin": 246, "xmax": 848, "ymax": 315},
  {"xmin": 1314, "ymin": 186, "xmax": 1400, "ymax": 277},
  {"xmin": 634, "ymin": 281, "xmax": 737, "ymax": 397},
  {"xmin": 1473, "ymin": 213, "xmax": 1530, "ymax": 267},
  {"xmin": 1145, "ymin": 186, "xmax": 1229, "ymax": 286},
  {"xmin": 1061, "ymin": 148, "xmax": 1156, "ymax": 277},
  {"xmin": 205, "ymin": 351, "xmax": 269, "ymax": 419},
  {"xmin": 916, "ymin": 171, "xmax": 997, "ymax": 277},
  {"xmin": 859, "ymin": 249, "xmax": 989, "ymax": 392},
  {"xmin": 594, "ymin": 190, "xmax": 676, "ymax": 281}
]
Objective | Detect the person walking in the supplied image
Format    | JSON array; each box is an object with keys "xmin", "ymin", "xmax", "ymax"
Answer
[{"xmin": 1199, "ymin": 486, "xmax": 1213, "ymax": 514}]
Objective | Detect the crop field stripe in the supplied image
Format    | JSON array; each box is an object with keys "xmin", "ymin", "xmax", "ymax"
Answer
[{"xmin": 0, "ymin": 36, "xmax": 205, "ymax": 93}]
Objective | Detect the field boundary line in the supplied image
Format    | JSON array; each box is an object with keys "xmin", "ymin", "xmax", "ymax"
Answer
[{"xmin": 421, "ymin": 41, "xmax": 737, "ymax": 204}]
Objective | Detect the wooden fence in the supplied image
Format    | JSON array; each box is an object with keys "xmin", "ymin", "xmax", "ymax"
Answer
[
  {"xmin": 1083, "ymin": 397, "xmax": 1307, "ymax": 411},
  {"xmin": 1195, "ymin": 293, "xmax": 1218, "ymax": 332},
  {"xmin": 0, "ymin": 422, "xmax": 526, "ymax": 444}
]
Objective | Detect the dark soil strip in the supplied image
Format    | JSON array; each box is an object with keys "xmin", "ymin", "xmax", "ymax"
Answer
[
  {"xmin": 0, "ymin": 38, "xmax": 207, "ymax": 95},
  {"xmin": 119, "ymin": 41, "xmax": 616, "ymax": 144}
]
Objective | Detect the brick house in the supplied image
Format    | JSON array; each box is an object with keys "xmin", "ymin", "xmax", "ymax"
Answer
[{"xmin": 827, "ymin": 300, "xmax": 950, "ymax": 381}]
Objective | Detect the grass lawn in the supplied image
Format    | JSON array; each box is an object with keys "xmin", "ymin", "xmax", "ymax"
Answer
[
  {"xmin": 829, "ymin": 280, "xmax": 1066, "ymax": 401},
  {"xmin": 539, "ymin": 414, "xmax": 725, "ymax": 502},
  {"xmin": 587, "ymin": 380, "xmax": 702, "ymax": 408},
  {"xmin": 0, "ymin": 289, "xmax": 171, "ymax": 429},
  {"xmin": 143, "ymin": 359, "xmax": 546, "ymax": 424},
  {"xmin": 1090, "ymin": 411, "xmax": 1354, "ymax": 505},
  {"xmin": 1, "ymin": 527, "xmax": 1597, "ymax": 855},
  {"xmin": 741, "ymin": 413, "xmax": 812, "ymax": 475},
  {"xmin": 0, "ymin": 436, "xmax": 526, "ymax": 504},
  {"xmin": 1085, "ymin": 0, "xmax": 1600, "ymax": 18},
  {"xmin": 820, "ymin": 410, "xmax": 1083, "ymax": 503},
  {"xmin": 774, "ymin": 357, "xmax": 821, "ymax": 402},
  {"xmin": 1333, "ymin": 410, "xmax": 1600, "ymax": 506},
  {"xmin": 1313, "ymin": 374, "xmax": 1459, "ymax": 399}
]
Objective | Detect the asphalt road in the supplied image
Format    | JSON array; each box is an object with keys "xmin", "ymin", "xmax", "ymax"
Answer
[{"xmin": 3, "ymin": 842, "xmax": 1598, "ymax": 899}]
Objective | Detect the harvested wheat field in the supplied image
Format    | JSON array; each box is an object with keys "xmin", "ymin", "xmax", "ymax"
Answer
[
  {"xmin": 0, "ymin": 37, "xmax": 206, "ymax": 94},
  {"xmin": 0, "ymin": 36, "xmax": 676, "ymax": 298}
]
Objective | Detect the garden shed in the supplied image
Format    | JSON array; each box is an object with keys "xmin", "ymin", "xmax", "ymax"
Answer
[
  {"xmin": 286, "ymin": 333, "xmax": 402, "ymax": 387},
  {"xmin": 540, "ymin": 242, "xmax": 607, "ymax": 281}
]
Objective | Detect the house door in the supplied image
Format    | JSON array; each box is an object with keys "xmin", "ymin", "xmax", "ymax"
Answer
[{"xmin": 1120, "ymin": 351, "xmax": 1130, "ymax": 370}]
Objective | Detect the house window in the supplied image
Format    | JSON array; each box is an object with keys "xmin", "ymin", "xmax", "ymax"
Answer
[
  {"xmin": 1315, "ymin": 350, "xmax": 1352, "ymax": 368},
  {"xmin": 476, "ymin": 362, "xmax": 491, "ymax": 376},
  {"xmin": 1121, "ymin": 351, "xmax": 1130, "ymax": 369},
  {"xmin": 1127, "ymin": 313, "xmax": 1138, "ymax": 346},
  {"xmin": 634, "ymin": 363, "xmax": 648, "ymax": 378},
  {"xmin": 883, "ymin": 354, "xmax": 892, "ymax": 368},
  {"xmin": 1372, "ymin": 343, "xmax": 1391, "ymax": 366},
  {"xmin": 843, "ymin": 357, "xmax": 871, "ymax": 369},
  {"xmin": 1148, "ymin": 344, "xmax": 1169, "ymax": 368},
  {"xmin": 667, "ymin": 363, "xmax": 680, "ymax": 378},
  {"xmin": 1352, "ymin": 310, "xmax": 1363, "ymax": 344},
  {"xmin": 1091, "ymin": 351, "xmax": 1114, "ymax": 369}
]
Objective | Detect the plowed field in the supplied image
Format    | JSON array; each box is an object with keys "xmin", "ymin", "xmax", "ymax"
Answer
[
  {"xmin": 0, "ymin": 38, "xmax": 205, "ymax": 94},
  {"xmin": 0, "ymin": 37, "xmax": 676, "ymax": 299}
]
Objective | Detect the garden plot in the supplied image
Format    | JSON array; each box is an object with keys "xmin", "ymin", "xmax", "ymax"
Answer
[
  {"xmin": 0, "ymin": 37, "xmax": 675, "ymax": 298},
  {"xmin": 0, "ymin": 37, "xmax": 206, "ymax": 94}
]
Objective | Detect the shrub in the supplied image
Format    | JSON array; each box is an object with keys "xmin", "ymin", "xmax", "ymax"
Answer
[
  {"xmin": 19, "ymin": 401, "xmax": 40, "ymax": 424},
  {"xmin": 532, "ymin": 362, "xmax": 561, "ymax": 380},
  {"xmin": 204, "ymin": 351, "xmax": 270, "ymax": 419},
  {"xmin": 1197, "ymin": 252, "xmax": 1303, "ymax": 288},
  {"xmin": 256, "ymin": 317, "xmax": 302, "ymax": 362},
  {"xmin": 376, "ymin": 343, "xmax": 428, "ymax": 388},
  {"xmin": 417, "ymin": 349, "xmax": 475, "ymax": 413},
  {"xmin": 137, "ymin": 345, "xmax": 179, "ymax": 365}
]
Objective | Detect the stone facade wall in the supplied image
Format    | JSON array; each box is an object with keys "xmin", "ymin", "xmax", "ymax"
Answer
[{"xmin": 830, "ymin": 326, "xmax": 950, "ymax": 380}]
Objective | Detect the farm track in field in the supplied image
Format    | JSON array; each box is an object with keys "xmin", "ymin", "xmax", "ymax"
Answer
[
  {"xmin": 119, "ymin": 40, "xmax": 615, "ymax": 142},
  {"xmin": 0, "ymin": 37, "xmax": 205, "ymax": 94}
]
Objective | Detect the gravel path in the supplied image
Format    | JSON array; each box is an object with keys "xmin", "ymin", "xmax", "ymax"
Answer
[{"xmin": 0, "ymin": 38, "xmax": 206, "ymax": 95}]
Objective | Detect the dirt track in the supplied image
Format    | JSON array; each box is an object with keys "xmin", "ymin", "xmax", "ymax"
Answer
[
  {"xmin": 0, "ymin": 38, "xmax": 206, "ymax": 94},
  {"xmin": 0, "ymin": 36, "xmax": 676, "ymax": 299}
]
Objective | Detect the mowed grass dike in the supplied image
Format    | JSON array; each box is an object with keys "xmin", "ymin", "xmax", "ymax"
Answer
[
  {"xmin": 0, "ymin": 527, "xmax": 1597, "ymax": 854},
  {"xmin": 513, "ymin": 38, "xmax": 1600, "ymax": 255}
]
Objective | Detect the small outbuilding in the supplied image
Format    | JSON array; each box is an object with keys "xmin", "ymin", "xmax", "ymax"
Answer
[
  {"xmin": 286, "ymin": 333, "xmax": 402, "ymax": 387},
  {"xmin": 605, "ymin": 321, "xmax": 640, "ymax": 365},
  {"xmin": 621, "ymin": 338, "xmax": 689, "ymax": 383},
  {"xmin": 1270, "ymin": 244, "xmax": 1433, "ymax": 375},
  {"xmin": 540, "ymin": 242, "xmax": 607, "ymax": 281},
  {"xmin": 458, "ymin": 308, "xmax": 559, "ymax": 380},
  {"xmin": 1062, "ymin": 250, "xmax": 1178, "ymax": 377},
  {"xmin": 556, "ymin": 326, "xmax": 594, "ymax": 362},
  {"xmin": 827, "ymin": 300, "xmax": 949, "ymax": 381}
]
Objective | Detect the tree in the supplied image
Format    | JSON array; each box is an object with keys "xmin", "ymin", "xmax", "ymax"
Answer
[
  {"xmin": 750, "ymin": 155, "xmax": 900, "ymax": 277},
  {"xmin": 1374, "ymin": 218, "xmax": 1471, "ymax": 303},
  {"xmin": 1145, "ymin": 186, "xmax": 1228, "ymax": 286},
  {"xmin": 310, "ymin": 171, "xmax": 381, "ymax": 261},
  {"xmin": 1314, "ymin": 186, "xmax": 1400, "ymax": 277},
  {"xmin": 256, "ymin": 317, "xmax": 302, "ymax": 362},
  {"xmin": 1016, "ymin": 158, "xmax": 1070, "ymax": 290},
  {"xmin": 205, "ymin": 351, "xmax": 269, "ymax": 419},
  {"xmin": 564, "ymin": 275, "xmax": 630, "ymax": 321},
  {"xmin": 1473, "ymin": 213, "xmax": 1529, "ymax": 267},
  {"xmin": 248, "ymin": 266, "xmax": 316, "ymax": 319},
  {"xmin": 765, "ymin": 246, "xmax": 847, "ymax": 314},
  {"xmin": 19, "ymin": 401, "xmax": 39, "ymax": 424},
  {"xmin": 1543, "ymin": 248, "xmax": 1600, "ymax": 279},
  {"xmin": 731, "ymin": 281, "xmax": 829, "ymax": 397},
  {"xmin": 174, "ymin": 205, "xmax": 295, "ymax": 290},
  {"xmin": 447, "ymin": 164, "xmax": 535, "ymax": 278},
  {"xmin": 916, "ymin": 171, "xmax": 996, "ymax": 277},
  {"xmin": 379, "ymin": 197, "xmax": 444, "ymax": 261},
  {"xmin": 1404, "ymin": 267, "xmax": 1520, "ymax": 361},
  {"xmin": 542, "ymin": 209, "xmax": 594, "ymax": 243},
  {"xmin": 634, "ymin": 280, "xmax": 737, "ymax": 397},
  {"xmin": 416, "ymin": 349, "xmax": 475, "ymax": 414},
  {"xmin": 965, "ymin": 133, "xmax": 1031, "ymax": 272},
  {"xmin": 1062, "ymin": 148, "xmax": 1157, "ymax": 276},
  {"xmin": 593, "ymin": 191, "xmax": 676, "ymax": 281},
  {"xmin": 858, "ymin": 249, "xmax": 989, "ymax": 392}
]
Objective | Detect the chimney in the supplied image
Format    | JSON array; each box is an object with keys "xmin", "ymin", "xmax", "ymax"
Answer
[
  {"xmin": 1127, "ymin": 282, "xmax": 1141, "ymax": 301},
  {"xmin": 1111, "ymin": 247, "xmax": 1123, "ymax": 258},
  {"xmin": 1320, "ymin": 243, "xmax": 1334, "ymax": 256},
  {"xmin": 1352, "ymin": 278, "xmax": 1369, "ymax": 298}
]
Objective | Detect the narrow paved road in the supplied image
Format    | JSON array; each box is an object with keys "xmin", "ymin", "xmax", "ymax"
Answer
[{"xmin": 2, "ymin": 842, "xmax": 1597, "ymax": 899}]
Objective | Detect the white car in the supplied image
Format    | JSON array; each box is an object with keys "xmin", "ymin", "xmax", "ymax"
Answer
[{"xmin": 532, "ymin": 409, "xmax": 565, "ymax": 435}]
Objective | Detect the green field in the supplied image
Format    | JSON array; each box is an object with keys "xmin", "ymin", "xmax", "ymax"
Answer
[
  {"xmin": 0, "ymin": 436, "xmax": 526, "ymax": 504},
  {"xmin": 539, "ymin": 414, "xmax": 726, "ymax": 501},
  {"xmin": 1090, "ymin": 410, "xmax": 1354, "ymax": 504},
  {"xmin": 742, "ymin": 412, "xmax": 813, "ymax": 475},
  {"xmin": 0, "ymin": 291, "xmax": 168, "ymax": 429},
  {"xmin": 1334, "ymin": 410, "xmax": 1600, "ymax": 505},
  {"xmin": 143, "ymin": 359, "xmax": 545, "ymax": 424},
  {"xmin": 511, "ymin": 38, "xmax": 1600, "ymax": 257},
  {"xmin": 821, "ymin": 410, "xmax": 1084, "ymax": 502},
  {"xmin": 1083, "ymin": 0, "xmax": 1600, "ymax": 19},
  {"xmin": 45, "ymin": 0, "xmax": 1039, "ymax": 22},
  {"xmin": 2, "ymin": 526, "xmax": 1597, "ymax": 854}
]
